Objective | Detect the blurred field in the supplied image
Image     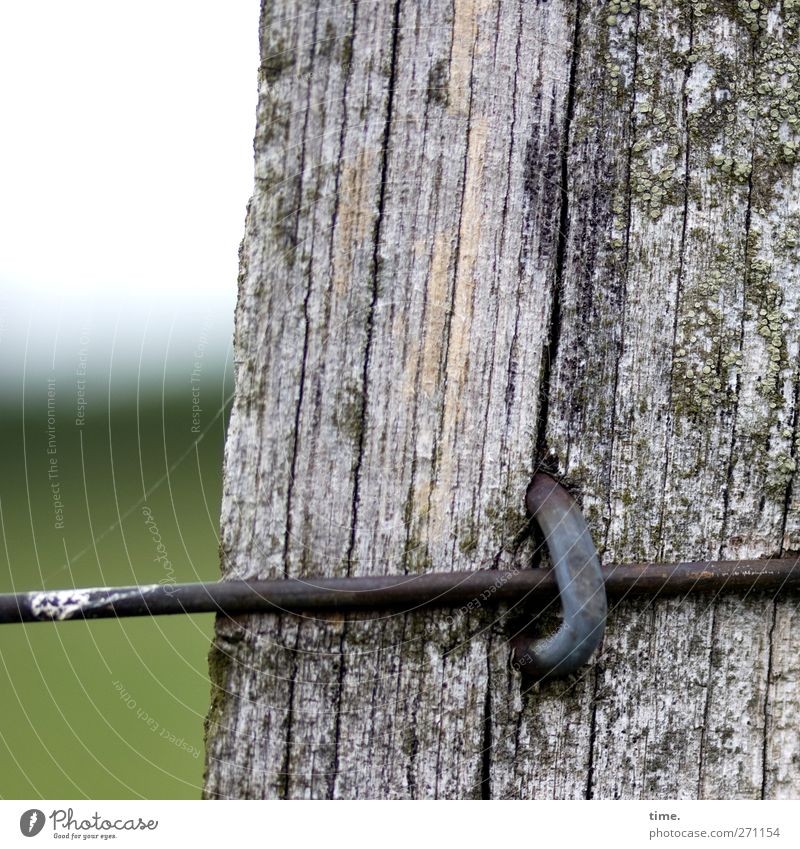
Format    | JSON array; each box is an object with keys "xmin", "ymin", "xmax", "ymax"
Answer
[{"xmin": 0, "ymin": 345, "xmax": 232, "ymax": 798}]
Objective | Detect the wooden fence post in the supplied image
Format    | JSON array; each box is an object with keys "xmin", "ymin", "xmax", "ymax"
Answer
[{"xmin": 204, "ymin": 0, "xmax": 800, "ymax": 799}]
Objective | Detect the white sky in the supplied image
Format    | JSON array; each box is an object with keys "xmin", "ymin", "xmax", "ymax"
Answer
[{"xmin": 0, "ymin": 1, "xmax": 259, "ymax": 366}]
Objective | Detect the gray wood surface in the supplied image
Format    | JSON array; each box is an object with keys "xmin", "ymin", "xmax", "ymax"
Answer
[{"xmin": 204, "ymin": 0, "xmax": 800, "ymax": 799}]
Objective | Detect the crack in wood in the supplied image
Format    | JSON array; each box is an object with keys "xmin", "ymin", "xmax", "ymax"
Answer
[
  {"xmin": 534, "ymin": 0, "xmax": 582, "ymax": 468},
  {"xmin": 760, "ymin": 600, "xmax": 777, "ymax": 799},
  {"xmin": 279, "ymin": 622, "xmax": 300, "ymax": 799},
  {"xmin": 480, "ymin": 652, "xmax": 492, "ymax": 799},
  {"xmin": 345, "ymin": 0, "xmax": 403, "ymax": 573},
  {"xmin": 282, "ymin": 3, "xmax": 321, "ymax": 578}
]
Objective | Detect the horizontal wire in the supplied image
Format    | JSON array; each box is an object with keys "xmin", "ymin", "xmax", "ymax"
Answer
[{"xmin": 1, "ymin": 557, "xmax": 799, "ymax": 625}]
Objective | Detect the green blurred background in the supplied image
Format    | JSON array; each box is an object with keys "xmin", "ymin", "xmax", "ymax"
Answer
[
  {"xmin": 0, "ymin": 0, "xmax": 258, "ymax": 799},
  {"xmin": 0, "ymin": 317, "xmax": 234, "ymax": 798}
]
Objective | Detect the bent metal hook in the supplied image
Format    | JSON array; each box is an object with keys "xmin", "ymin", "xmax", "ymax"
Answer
[{"xmin": 511, "ymin": 473, "xmax": 607, "ymax": 682}]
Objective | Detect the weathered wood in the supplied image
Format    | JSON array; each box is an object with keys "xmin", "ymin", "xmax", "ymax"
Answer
[{"xmin": 204, "ymin": 0, "xmax": 800, "ymax": 799}]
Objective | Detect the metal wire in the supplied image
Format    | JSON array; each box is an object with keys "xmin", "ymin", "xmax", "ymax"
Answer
[{"xmin": 1, "ymin": 558, "xmax": 798, "ymax": 625}]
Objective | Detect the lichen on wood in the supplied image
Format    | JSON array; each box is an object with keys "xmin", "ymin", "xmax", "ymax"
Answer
[{"xmin": 204, "ymin": 0, "xmax": 800, "ymax": 799}]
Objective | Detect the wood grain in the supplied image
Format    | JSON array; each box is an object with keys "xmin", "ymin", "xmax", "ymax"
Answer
[{"xmin": 204, "ymin": 0, "xmax": 800, "ymax": 799}]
